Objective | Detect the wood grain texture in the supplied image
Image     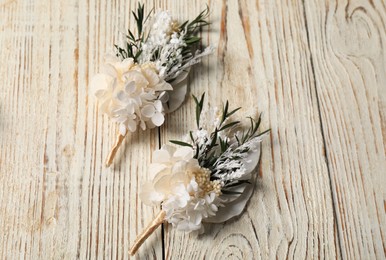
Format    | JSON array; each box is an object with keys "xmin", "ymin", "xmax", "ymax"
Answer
[
  {"xmin": 0, "ymin": 0, "xmax": 162, "ymax": 259},
  {"xmin": 162, "ymin": 0, "xmax": 338, "ymax": 259},
  {"xmin": 304, "ymin": 0, "xmax": 386, "ymax": 259},
  {"xmin": 0, "ymin": 0, "xmax": 385, "ymax": 259}
]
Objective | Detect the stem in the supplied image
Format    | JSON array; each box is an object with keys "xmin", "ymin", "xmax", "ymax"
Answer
[
  {"xmin": 129, "ymin": 210, "xmax": 166, "ymax": 256},
  {"xmin": 105, "ymin": 133, "xmax": 127, "ymax": 167}
]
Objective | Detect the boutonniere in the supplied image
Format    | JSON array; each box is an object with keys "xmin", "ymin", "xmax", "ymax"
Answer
[
  {"xmin": 129, "ymin": 93, "xmax": 269, "ymax": 255},
  {"xmin": 91, "ymin": 4, "xmax": 213, "ymax": 166}
]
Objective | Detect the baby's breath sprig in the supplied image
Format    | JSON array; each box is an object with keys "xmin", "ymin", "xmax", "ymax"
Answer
[{"xmin": 114, "ymin": 3, "xmax": 211, "ymax": 79}]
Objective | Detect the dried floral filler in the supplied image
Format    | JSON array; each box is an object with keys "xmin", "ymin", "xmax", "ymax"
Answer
[
  {"xmin": 130, "ymin": 94, "xmax": 269, "ymax": 255},
  {"xmin": 91, "ymin": 4, "xmax": 213, "ymax": 166}
]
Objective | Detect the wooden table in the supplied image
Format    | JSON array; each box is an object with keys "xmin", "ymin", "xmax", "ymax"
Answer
[{"xmin": 1, "ymin": 0, "xmax": 385, "ymax": 259}]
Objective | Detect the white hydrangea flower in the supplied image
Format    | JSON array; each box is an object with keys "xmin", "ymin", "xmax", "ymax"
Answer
[
  {"xmin": 90, "ymin": 56, "xmax": 173, "ymax": 135},
  {"xmin": 140, "ymin": 145, "xmax": 222, "ymax": 233},
  {"xmin": 163, "ymin": 185, "xmax": 219, "ymax": 232}
]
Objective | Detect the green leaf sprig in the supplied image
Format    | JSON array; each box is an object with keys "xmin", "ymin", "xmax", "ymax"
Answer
[
  {"xmin": 170, "ymin": 93, "xmax": 269, "ymax": 192},
  {"xmin": 114, "ymin": 4, "xmax": 210, "ymax": 64}
]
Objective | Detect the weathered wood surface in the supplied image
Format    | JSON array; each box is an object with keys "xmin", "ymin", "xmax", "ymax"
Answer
[{"xmin": 0, "ymin": 0, "xmax": 384, "ymax": 259}]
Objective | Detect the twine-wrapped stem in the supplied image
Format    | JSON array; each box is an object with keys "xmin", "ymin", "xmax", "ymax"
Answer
[
  {"xmin": 105, "ymin": 133, "xmax": 127, "ymax": 167},
  {"xmin": 129, "ymin": 211, "xmax": 166, "ymax": 256}
]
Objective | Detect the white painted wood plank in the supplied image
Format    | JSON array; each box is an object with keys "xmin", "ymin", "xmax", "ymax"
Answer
[
  {"xmin": 304, "ymin": 0, "xmax": 386, "ymax": 259},
  {"xmin": 160, "ymin": 0, "xmax": 338, "ymax": 259},
  {"xmin": 1, "ymin": 0, "xmax": 385, "ymax": 259},
  {"xmin": 0, "ymin": 0, "xmax": 163, "ymax": 259}
]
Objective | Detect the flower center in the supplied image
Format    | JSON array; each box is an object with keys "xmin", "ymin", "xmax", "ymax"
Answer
[
  {"xmin": 189, "ymin": 167, "xmax": 222, "ymax": 196},
  {"xmin": 168, "ymin": 20, "xmax": 180, "ymax": 36}
]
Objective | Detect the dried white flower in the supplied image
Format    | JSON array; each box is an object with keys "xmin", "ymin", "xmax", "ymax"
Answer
[
  {"xmin": 163, "ymin": 187, "xmax": 219, "ymax": 233},
  {"xmin": 140, "ymin": 145, "xmax": 222, "ymax": 232},
  {"xmin": 130, "ymin": 93, "xmax": 269, "ymax": 256},
  {"xmin": 91, "ymin": 56, "xmax": 172, "ymax": 135}
]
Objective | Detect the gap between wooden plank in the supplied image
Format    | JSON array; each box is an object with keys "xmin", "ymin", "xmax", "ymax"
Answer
[{"xmin": 158, "ymin": 127, "xmax": 166, "ymax": 260}]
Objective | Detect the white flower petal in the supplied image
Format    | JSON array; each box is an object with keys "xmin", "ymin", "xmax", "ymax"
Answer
[
  {"xmin": 125, "ymin": 81, "xmax": 136, "ymax": 93},
  {"xmin": 119, "ymin": 123, "xmax": 127, "ymax": 136},
  {"xmin": 126, "ymin": 102, "xmax": 135, "ymax": 114},
  {"xmin": 160, "ymin": 145, "xmax": 176, "ymax": 156},
  {"xmin": 154, "ymin": 174, "xmax": 173, "ymax": 194},
  {"xmin": 169, "ymin": 170, "xmax": 191, "ymax": 186},
  {"xmin": 114, "ymin": 58, "xmax": 134, "ymax": 75},
  {"xmin": 154, "ymin": 81, "xmax": 173, "ymax": 91},
  {"xmin": 90, "ymin": 73, "xmax": 112, "ymax": 96},
  {"xmin": 173, "ymin": 147, "xmax": 194, "ymax": 160},
  {"xmin": 94, "ymin": 89, "xmax": 106, "ymax": 98},
  {"xmin": 148, "ymin": 163, "xmax": 168, "ymax": 178},
  {"xmin": 101, "ymin": 63, "xmax": 118, "ymax": 78},
  {"xmin": 116, "ymin": 90, "xmax": 129, "ymax": 103},
  {"xmin": 154, "ymin": 100, "xmax": 163, "ymax": 112},
  {"xmin": 140, "ymin": 92, "xmax": 156, "ymax": 101},
  {"xmin": 151, "ymin": 111, "xmax": 164, "ymax": 126},
  {"xmin": 123, "ymin": 70, "xmax": 149, "ymax": 89},
  {"xmin": 143, "ymin": 68, "xmax": 160, "ymax": 86},
  {"xmin": 127, "ymin": 120, "xmax": 137, "ymax": 132},
  {"xmin": 121, "ymin": 58, "xmax": 134, "ymax": 68},
  {"xmin": 99, "ymin": 100, "xmax": 111, "ymax": 114},
  {"xmin": 140, "ymin": 120, "xmax": 146, "ymax": 130},
  {"xmin": 153, "ymin": 168, "xmax": 172, "ymax": 185},
  {"xmin": 153, "ymin": 149, "xmax": 171, "ymax": 163},
  {"xmin": 141, "ymin": 105, "xmax": 156, "ymax": 117},
  {"xmin": 139, "ymin": 182, "xmax": 164, "ymax": 205}
]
